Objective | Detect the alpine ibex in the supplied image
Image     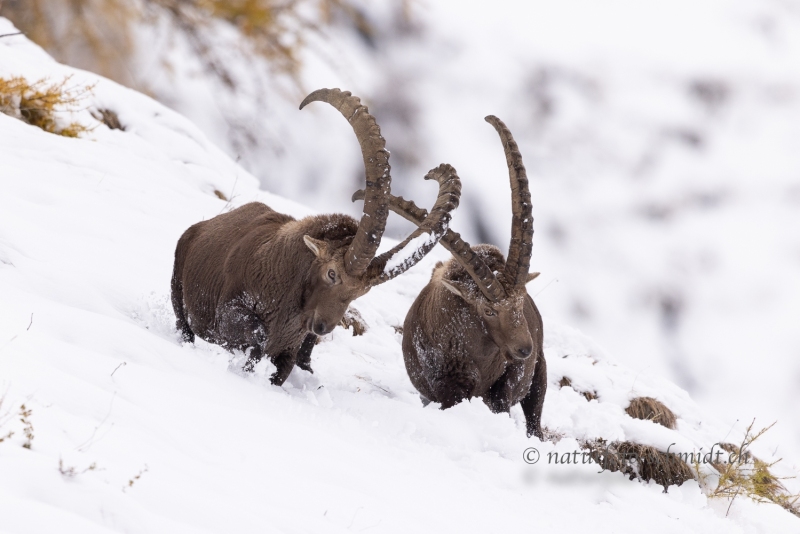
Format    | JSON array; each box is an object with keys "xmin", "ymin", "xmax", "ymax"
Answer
[
  {"xmin": 171, "ymin": 89, "xmax": 461, "ymax": 385},
  {"xmin": 357, "ymin": 116, "xmax": 546, "ymax": 438}
]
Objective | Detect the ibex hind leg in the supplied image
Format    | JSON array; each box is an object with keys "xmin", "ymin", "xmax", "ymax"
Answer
[
  {"xmin": 520, "ymin": 352, "xmax": 547, "ymax": 439},
  {"xmin": 294, "ymin": 334, "xmax": 317, "ymax": 373},
  {"xmin": 170, "ymin": 272, "xmax": 194, "ymax": 343},
  {"xmin": 171, "ymin": 227, "xmax": 197, "ymax": 343},
  {"xmin": 242, "ymin": 345, "xmax": 265, "ymax": 373}
]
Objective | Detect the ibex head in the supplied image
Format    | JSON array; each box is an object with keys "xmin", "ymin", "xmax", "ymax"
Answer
[
  {"xmin": 438, "ymin": 245, "xmax": 540, "ymax": 361},
  {"xmin": 300, "ymin": 224, "xmax": 367, "ymax": 335},
  {"xmin": 369, "ymin": 115, "xmax": 539, "ymax": 360},
  {"xmin": 299, "ymin": 89, "xmax": 461, "ymax": 335}
]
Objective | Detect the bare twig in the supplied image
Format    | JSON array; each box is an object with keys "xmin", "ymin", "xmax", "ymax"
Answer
[
  {"xmin": 533, "ymin": 278, "xmax": 559, "ymax": 298},
  {"xmin": 0, "ymin": 32, "xmax": 24, "ymax": 39},
  {"xmin": 111, "ymin": 361, "xmax": 127, "ymax": 377},
  {"xmin": 726, "ymin": 485, "xmax": 742, "ymax": 517},
  {"xmin": 59, "ymin": 457, "xmax": 98, "ymax": 477},
  {"xmin": 76, "ymin": 392, "xmax": 116, "ymax": 452}
]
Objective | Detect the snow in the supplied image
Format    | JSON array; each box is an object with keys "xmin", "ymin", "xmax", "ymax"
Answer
[
  {"xmin": 382, "ymin": 229, "xmax": 443, "ymax": 277},
  {"xmin": 1, "ymin": 20, "xmax": 799, "ymax": 533}
]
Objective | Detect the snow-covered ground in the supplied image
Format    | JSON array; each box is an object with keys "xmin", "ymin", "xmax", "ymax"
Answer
[
  {"xmin": 1, "ymin": 19, "xmax": 799, "ymax": 533},
  {"xmin": 102, "ymin": 0, "xmax": 800, "ymax": 466}
]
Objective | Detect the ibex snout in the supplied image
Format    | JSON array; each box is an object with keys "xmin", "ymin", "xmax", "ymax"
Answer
[
  {"xmin": 506, "ymin": 342, "xmax": 533, "ymax": 361},
  {"xmin": 516, "ymin": 345, "xmax": 533, "ymax": 359},
  {"xmin": 312, "ymin": 318, "xmax": 333, "ymax": 336}
]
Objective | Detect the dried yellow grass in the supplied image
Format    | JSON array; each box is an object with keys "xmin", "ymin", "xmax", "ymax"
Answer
[
  {"xmin": 704, "ymin": 421, "xmax": 799, "ymax": 517},
  {"xmin": 0, "ymin": 0, "xmax": 407, "ymax": 92},
  {"xmin": 0, "ymin": 76, "xmax": 93, "ymax": 137}
]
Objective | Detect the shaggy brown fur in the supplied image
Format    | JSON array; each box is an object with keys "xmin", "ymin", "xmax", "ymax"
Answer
[
  {"xmin": 396, "ymin": 115, "xmax": 546, "ymax": 438},
  {"xmin": 625, "ymin": 396, "xmax": 677, "ymax": 430},
  {"xmin": 403, "ymin": 245, "xmax": 547, "ymax": 438},
  {"xmin": 172, "ymin": 204, "xmax": 368, "ymax": 384},
  {"xmin": 172, "ymin": 89, "xmax": 460, "ymax": 385}
]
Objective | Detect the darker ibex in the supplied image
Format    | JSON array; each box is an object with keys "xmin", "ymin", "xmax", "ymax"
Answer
[
  {"xmin": 171, "ymin": 89, "xmax": 461, "ymax": 385},
  {"xmin": 357, "ymin": 115, "xmax": 546, "ymax": 437}
]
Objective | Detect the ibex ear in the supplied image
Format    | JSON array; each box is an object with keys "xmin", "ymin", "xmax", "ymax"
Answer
[
  {"xmin": 440, "ymin": 280, "xmax": 466, "ymax": 299},
  {"xmin": 526, "ymin": 272, "xmax": 541, "ymax": 283},
  {"xmin": 303, "ymin": 235, "xmax": 327, "ymax": 258}
]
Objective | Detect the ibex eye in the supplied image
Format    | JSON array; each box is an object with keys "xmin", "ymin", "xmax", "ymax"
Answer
[
  {"xmin": 485, "ymin": 308, "xmax": 496, "ymax": 317},
  {"xmin": 327, "ymin": 269, "xmax": 336, "ymax": 281}
]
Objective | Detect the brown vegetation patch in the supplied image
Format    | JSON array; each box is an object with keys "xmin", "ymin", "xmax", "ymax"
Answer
[
  {"xmin": 340, "ymin": 307, "xmax": 366, "ymax": 336},
  {"xmin": 93, "ymin": 108, "xmax": 124, "ymax": 130},
  {"xmin": 558, "ymin": 376, "xmax": 597, "ymax": 401},
  {"xmin": 582, "ymin": 439, "xmax": 695, "ymax": 490},
  {"xmin": 626, "ymin": 396, "xmax": 677, "ymax": 429}
]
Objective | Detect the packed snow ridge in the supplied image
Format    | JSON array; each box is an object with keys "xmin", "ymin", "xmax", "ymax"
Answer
[{"xmin": 0, "ymin": 21, "xmax": 797, "ymax": 534}]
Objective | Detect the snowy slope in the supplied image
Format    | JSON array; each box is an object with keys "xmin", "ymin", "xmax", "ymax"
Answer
[
  {"xmin": 1, "ymin": 22, "xmax": 798, "ymax": 534},
  {"xmin": 98, "ymin": 0, "xmax": 800, "ymax": 465}
]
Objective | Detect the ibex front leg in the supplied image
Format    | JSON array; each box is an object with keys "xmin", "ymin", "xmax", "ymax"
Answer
[
  {"xmin": 520, "ymin": 352, "xmax": 547, "ymax": 439},
  {"xmin": 294, "ymin": 333, "xmax": 317, "ymax": 373}
]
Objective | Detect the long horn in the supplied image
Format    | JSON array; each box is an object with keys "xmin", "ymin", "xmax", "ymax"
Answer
[
  {"xmin": 354, "ymin": 178, "xmax": 507, "ymax": 302},
  {"xmin": 365, "ymin": 164, "xmax": 460, "ymax": 284},
  {"xmin": 300, "ymin": 88, "xmax": 390, "ymax": 277},
  {"xmin": 485, "ymin": 115, "xmax": 533, "ymax": 289}
]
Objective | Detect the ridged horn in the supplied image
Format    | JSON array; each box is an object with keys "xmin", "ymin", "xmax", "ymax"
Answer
[
  {"xmin": 365, "ymin": 164, "xmax": 461, "ymax": 284},
  {"xmin": 354, "ymin": 179, "xmax": 507, "ymax": 303},
  {"xmin": 485, "ymin": 115, "xmax": 533, "ymax": 289},
  {"xmin": 300, "ymin": 88, "xmax": 390, "ymax": 277}
]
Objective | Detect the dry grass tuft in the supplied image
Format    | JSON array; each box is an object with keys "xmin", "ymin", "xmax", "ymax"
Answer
[
  {"xmin": 705, "ymin": 421, "xmax": 800, "ymax": 517},
  {"xmin": 582, "ymin": 439, "xmax": 695, "ymax": 490},
  {"xmin": 92, "ymin": 108, "xmax": 124, "ymax": 130},
  {"xmin": 59, "ymin": 457, "xmax": 97, "ymax": 477},
  {"xmin": 340, "ymin": 307, "xmax": 367, "ymax": 336},
  {"xmin": 19, "ymin": 404, "xmax": 34, "ymax": 449},
  {"xmin": 0, "ymin": 75, "xmax": 93, "ymax": 137},
  {"xmin": 0, "ymin": 397, "xmax": 35, "ymax": 449},
  {"xmin": 123, "ymin": 464, "xmax": 149, "ymax": 491},
  {"xmin": 558, "ymin": 376, "xmax": 597, "ymax": 401},
  {"xmin": 1, "ymin": 0, "xmax": 408, "ymax": 92},
  {"xmin": 625, "ymin": 396, "xmax": 677, "ymax": 429}
]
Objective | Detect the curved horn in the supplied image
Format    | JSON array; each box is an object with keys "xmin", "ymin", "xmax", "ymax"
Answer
[
  {"xmin": 354, "ymin": 174, "xmax": 507, "ymax": 302},
  {"xmin": 485, "ymin": 115, "xmax": 533, "ymax": 289},
  {"xmin": 300, "ymin": 88, "xmax": 391, "ymax": 277},
  {"xmin": 363, "ymin": 164, "xmax": 460, "ymax": 284}
]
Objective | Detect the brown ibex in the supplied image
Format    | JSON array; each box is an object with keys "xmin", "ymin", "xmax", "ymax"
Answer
[
  {"xmin": 171, "ymin": 88, "xmax": 461, "ymax": 385},
  {"xmin": 356, "ymin": 116, "xmax": 546, "ymax": 437}
]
